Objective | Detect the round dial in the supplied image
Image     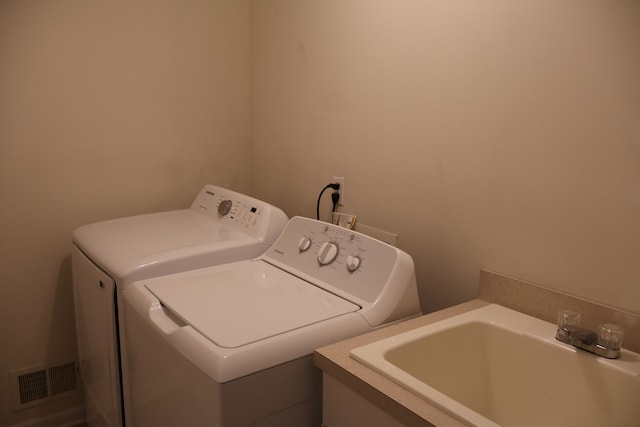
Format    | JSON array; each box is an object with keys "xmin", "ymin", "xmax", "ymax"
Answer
[
  {"xmin": 346, "ymin": 255, "xmax": 361, "ymax": 272},
  {"xmin": 298, "ymin": 236, "xmax": 312, "ymax": 252},
  {"xmin": 218, "ymin": 200, "xmax": 233, "ymax": 216},
  {"xmin": 317, "ymin": 241, "xmax": 339, "ymax": 265}
]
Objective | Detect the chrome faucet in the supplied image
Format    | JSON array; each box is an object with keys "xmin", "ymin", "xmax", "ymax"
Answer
[{"xmin": 555, "ymin": 310, "xmax": 623, "ymax": 359}]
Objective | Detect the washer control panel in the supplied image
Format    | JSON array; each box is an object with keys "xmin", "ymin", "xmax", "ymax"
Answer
[
  {"xmin": 190, "ymin": 185, "xmax": 288, "ymax": 239},
  {"xmin": 264, "ymin": 216, "xmax": 409, "ymax": 305}
]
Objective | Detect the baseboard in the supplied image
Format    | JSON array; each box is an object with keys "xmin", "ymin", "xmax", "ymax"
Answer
[{"xmin": 8, "ymin": 405, "xmax": 86, "ymax": 427}]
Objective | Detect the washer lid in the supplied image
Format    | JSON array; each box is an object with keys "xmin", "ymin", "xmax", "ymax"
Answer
[
  {"xmin": 145, "ymin": 260, "xmax": 360, "ymax": 348},
  {"xmin": 73, "ymin": 210, "xmax": 255, "ymax": 280}
]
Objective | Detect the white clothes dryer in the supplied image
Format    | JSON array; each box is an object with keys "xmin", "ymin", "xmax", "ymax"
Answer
[
  {"xmin": 122, "ymin": 216, "xmax": 421, "ymax": 427},
  {"xmin": 71, "ymin": 185, "xmax": 288, "ymax": 427}
]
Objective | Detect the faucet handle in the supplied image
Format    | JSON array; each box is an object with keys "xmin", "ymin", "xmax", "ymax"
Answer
[
  {"xmin": 557, "ymin": 310, "xmax": 581, "ymax": 329},
  {"xmin": 597, "ymin": 323, "xmax": 624, "ymax": 350}
]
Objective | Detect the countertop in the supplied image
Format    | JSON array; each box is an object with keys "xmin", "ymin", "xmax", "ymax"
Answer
[
  {"xmin": 314, "ymin": 270, "xmax": 640, "ymax": 427},
  {"xmin": 314, "ymin": 299, "xmax": 488, "ymax": 427}
]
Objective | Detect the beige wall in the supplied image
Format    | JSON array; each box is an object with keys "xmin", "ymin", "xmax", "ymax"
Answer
[
  {"xmin": 251, "ymin": 1, "xmax": 640, "ymax": 314},
  {"xmin": 1, "ymin": 0, "xmax": 639, "ymax": 425},
  {"xmin": 0, "ymin": 1, "xmax": 250, "ymax": 425}
]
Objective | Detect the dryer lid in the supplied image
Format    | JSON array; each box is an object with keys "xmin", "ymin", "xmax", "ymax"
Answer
[
  {"xmin": 145, "ymin": 260, "xmax": 360, "ymax": 348},
  {"xmin": 73, "ymin": 210, "xmax": 256, "ymax": 280}
]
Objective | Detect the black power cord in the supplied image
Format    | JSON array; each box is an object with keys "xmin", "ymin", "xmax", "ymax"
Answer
[{"xmin": 316, "ymin": 183, "xmax": 341, "ymax": 220}]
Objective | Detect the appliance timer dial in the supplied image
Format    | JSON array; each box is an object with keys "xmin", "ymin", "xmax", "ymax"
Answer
[
  {"xmin": 218, "ymin": 200, "xmax": 233, "ymax": 216},
  {"xmin": 317, "ymin": 242, "xmax": 338, "ymax": 265}
]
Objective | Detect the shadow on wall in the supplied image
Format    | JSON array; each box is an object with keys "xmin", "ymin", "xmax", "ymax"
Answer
[
  {"xmin": 5, "ymin": 256, "xmax": 86, "ymax": 426},
  {"xmin": 32, "ymin": 256, "xmax": 86, "ymax": 426},
  {"xmin": 48, "ymin": 255, "xmax": 81, "ymax": 360}
]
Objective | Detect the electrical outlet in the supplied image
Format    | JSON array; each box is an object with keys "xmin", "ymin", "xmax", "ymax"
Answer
[{"xmin": 332, "ymin": 176, "xmax": 344, "ymax": 206}]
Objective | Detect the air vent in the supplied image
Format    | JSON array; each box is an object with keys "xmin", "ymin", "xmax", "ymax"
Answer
[
  {"xmin": 10, "ymin": 361, "xmax": 79, "ymax": 410},
  {"xmin": 17, "ymin": 369, "xmax": 48, "ymax": 404}
]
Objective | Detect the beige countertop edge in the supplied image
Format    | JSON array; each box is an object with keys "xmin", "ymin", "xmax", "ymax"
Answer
[{"xmin": 314, "ymin": 299, "xmax": 489, "ymax": 427}]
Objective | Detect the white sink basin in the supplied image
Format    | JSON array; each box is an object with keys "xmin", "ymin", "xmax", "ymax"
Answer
[{"xmin": 350, "ymin": 304, "xmax": 640, "ymax": 427}]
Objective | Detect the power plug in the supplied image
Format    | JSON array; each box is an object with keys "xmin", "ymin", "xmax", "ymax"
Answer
[{"xmin": 331, "ymin": 176, "xmax": 344, "ymax": 206}]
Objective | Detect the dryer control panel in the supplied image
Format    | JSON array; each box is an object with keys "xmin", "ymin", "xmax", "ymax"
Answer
[
  {"xmin": 263, "ymin": 216, "xmax": 419, "ymax": 326},
  {"xmin": 190, "ymin": 185, "xmax": 288, "ymax": 242}
]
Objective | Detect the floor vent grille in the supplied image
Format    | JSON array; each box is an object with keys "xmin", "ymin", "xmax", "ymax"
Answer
[
  {"xmin": 17, "ymin": 369, "xmax": 49, "ymax": 404},
  {"xmin": 49, "ymin": 362, "xmax": 78, "ymax": 396},
  {"xmin": 10, "ymin": 361, "xmax": 79, "ymax": 410}
]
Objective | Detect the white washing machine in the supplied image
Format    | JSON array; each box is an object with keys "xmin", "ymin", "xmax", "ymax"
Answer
[
  {"xmin": 122, "ymin": 216, "xmax": 421, "ymax": 427},
  {"xmin": 72, "ymin": 185, "xmax": 288, "ymax": 427}
]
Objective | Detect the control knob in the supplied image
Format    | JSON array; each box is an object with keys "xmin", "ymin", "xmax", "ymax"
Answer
[
  {"xmin": 298, "ymin": 236, "xmax": 312, "ymax": 252},
  {"xmin": 218, "ymin": 200, "xmax": 233, "ymax": 216},
  {"xmin": 317, "ymin": 242, "xmax": 339, "ymax": 265},
  {"xmin": 346, "ymin": 255, "xmax": 361, "ymax": 272}
]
